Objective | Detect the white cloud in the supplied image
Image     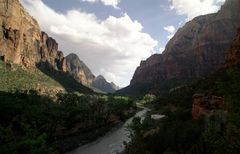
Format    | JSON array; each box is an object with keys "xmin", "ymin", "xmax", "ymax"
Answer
[
  {"xmin": 164, "ymin": 25, "xmax": 176, "ymax": 40},
  {"xmin": 81, "ymin": 0, "xmax": 120, "ymax": 8},
  {"xmin": 20, "ymin": 0, "xmax": 158, "ymax": 87},
  {"xmin": 164, "ymin": 25, "xmax": 175, "ymax": 34},
  {"xmin": 82, "ymin": 0, "xmax": 96, "ymax": 2},
  {"xmin": 169, "ymin": 0, "xmax": 226, "ymax": 21}
]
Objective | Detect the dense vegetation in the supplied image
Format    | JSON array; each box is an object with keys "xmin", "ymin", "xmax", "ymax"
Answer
[
  {"xmin": 124, "ymin": 65, "xmax": 240, "ymax": 154},
  {"xmin": 0, "ymin": 91, "xmax": 136, "ymax": 153}
]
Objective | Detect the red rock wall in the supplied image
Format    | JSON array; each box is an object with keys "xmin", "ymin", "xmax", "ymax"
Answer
[{"xmin": 122, "ymin": 0, "xmax": 240, "ymax": 94}]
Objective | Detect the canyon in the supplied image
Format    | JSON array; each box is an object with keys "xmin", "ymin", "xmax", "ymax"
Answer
[
  {"xmin": 118, "ymin": 0, "xmax": 240, "ymax": 95},
  {"xmin": 0, "ymin": 0, "xmax": 118, "ymax": 93}
]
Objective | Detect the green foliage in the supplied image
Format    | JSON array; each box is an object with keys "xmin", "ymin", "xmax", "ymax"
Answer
[
  {"xmin": 125, "ymin": 109, "xmax": 203, "ymax": 154},
  {"xmin": 124, "ymin": 65, "xmax": 240, "ymax": 154},
  {"xmin": 0, "ymin": 91, "xmax": 136, "ymax": 153}
]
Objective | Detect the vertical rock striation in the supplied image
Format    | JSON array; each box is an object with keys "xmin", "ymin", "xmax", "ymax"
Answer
[
  {"xmin": 39, "ymin": 32, "xmax": 67, "ymax": 72},
  {"xmin": 0, "ymin": 0, "xmax": 41, "ymax": 67}
]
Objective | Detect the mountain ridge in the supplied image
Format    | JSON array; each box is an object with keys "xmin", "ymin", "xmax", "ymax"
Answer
[
  {"xmin": 118, "ymin": 0, "xmax": 240, "ymax": 95},
  {"xmin": 0, "ymin": 0, "xmax": 119, "ymax": 93},
  {"xmin": 91, "ymin": 75, "xmax": 119, "ymax": 93}
]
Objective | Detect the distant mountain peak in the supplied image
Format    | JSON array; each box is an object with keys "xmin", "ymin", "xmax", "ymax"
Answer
[
  {"xmin": 91, "ymin": 75, "xmax": 119, "ymax": 93},
  {"xmin": 65, "ymin": 53, "xmax": 95, "ymax": 85},
  {"xmin": 96, "ymin": 75, "xmax": 105, "ymax": 80}
]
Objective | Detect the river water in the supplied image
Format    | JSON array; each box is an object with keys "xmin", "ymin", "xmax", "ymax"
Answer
[{"xmin": 67, "ymin": 108, "xmax": 149, "ymax": 154}]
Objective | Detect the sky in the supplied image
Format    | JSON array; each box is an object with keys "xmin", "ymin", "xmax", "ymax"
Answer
[{"xmin": 20, "ymin": 0, "xmax": 225, "ymax": 87}]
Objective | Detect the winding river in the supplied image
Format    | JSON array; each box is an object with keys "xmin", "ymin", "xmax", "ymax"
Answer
[{"xmin": 67, "ymin": 108, "xmax": 149, "ymax": 154}]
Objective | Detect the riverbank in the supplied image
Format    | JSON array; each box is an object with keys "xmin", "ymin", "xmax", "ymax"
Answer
[
  {"xmin": 67, "ymin": 108, "xmax": 149, "ymax": 154},
  {"xmin": 58, "ymin": 108, "xmax": 138, "ymax": 153}
]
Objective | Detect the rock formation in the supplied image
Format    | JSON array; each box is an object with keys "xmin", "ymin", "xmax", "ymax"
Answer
[
  {"xmin": 0, "ymin": 0, "xmax": 93, "ymax": 92},
  {"xmin": 65, "ymin": 54, "xmax": 120, "ymax": 92},
  {"xmin": 119, "ymin": 0, "xmax": 240, "ymax": 94},
  {"xmin": 91, "ymin": 75, "xmax": 119, "ymax": 93},
  {"xmin": 225, "ymin": 28, "xmax": 240, "ymax": 67},
  {"xmin": 0, "ymin": 0, "xmax": 120, "ymax": 93},
  {"xmin": 0, "ymin": 0, "xmax": 67, "ymax": 71},
  {"xmin": 192, "ymin": 94, "xmax": 224, "ymax": 120},
  {"xmin": 0, "ymin": 0, "xmax": 41, "ymax": 67},
  {"xmin": 38, "ymin": 32, "xmax": 68, "ymax": 72},
  {"xmin": 66, "ymin": 53, "xmax": 95, "ymax": 85},
  {"xmin": 110, "ymin": 82, "xmax": 120, "ymax": 91}
]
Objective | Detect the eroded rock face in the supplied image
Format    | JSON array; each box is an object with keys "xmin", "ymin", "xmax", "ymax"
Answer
[
  {"xmin": 66, "ymin": 53, "xmax": 95, "ymax": 85},
  {"xmin": 225, "ymin": 28, "xmax": 240, "ymax": 67},
  {"xmin": 0, "ymin": 0, "xmax": 41, "ymax": 67},
  {"xmin": 65, "ymin": 53, "xmax": 120, "ymax": 92},
  {"xmin": 0, "ymin": 0, "xmax": 66, "ymax": 71},
  {"xmin": 192, "ymin": 94, "xmax": 224, "ymax": 120},
  {"xmin": 120, "ymin": 0, "xmax": 240, "ymax": 94},
  {"xmin": 91, "ymin": 75, "xmax": 119, "ymax": 93},
  {"xmin": 39, "ymin": 32, "xmax": 67, "ymax": 72}
]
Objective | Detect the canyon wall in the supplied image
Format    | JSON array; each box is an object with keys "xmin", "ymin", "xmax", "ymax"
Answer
[{"xmin": 119, "ymin": 0, "xmax": 240, "ymax": 94}]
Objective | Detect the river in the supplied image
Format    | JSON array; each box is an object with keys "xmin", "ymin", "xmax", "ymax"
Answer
[{"xmin": 67, "ymin": 108, "xmax": 149, "ymax": 154}]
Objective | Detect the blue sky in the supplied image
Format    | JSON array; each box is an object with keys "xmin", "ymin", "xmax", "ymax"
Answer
[
  {"xmin": 21, "ymin": 0, "xmax": 225, "ymax": 87},
  {"xmin": 41, "ymin": 0, "xmax": 184, "ymax": 48},
  {"xmin": 117, "ymin": 0, "xmax": 184, "ymax": 48}
]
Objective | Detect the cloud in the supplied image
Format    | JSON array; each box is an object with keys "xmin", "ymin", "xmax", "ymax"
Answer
[
  {"xmin": 164, "ymin": 25, "xmax": 175, "ymax": 33},
  {"xmin": 164, "ymin": 25, "xmax": 176, "ymax": 40},
  {"xmin": 81, "ymin": 0, "xmax": 120, "ymax": 8},
  {"xmin": 82, "ymin": 0, "xmax": 96, "ymax": 2},
  {"xmin": 20, "ymin": 0, "xmax": 158, "ymax": 87},
  {"xmin": 169, "ymin": 0, "xmax": 226, "ymax": 21}
]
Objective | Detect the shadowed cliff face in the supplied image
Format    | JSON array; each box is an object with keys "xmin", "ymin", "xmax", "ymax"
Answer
[
  {"xmin": 65, "ymin": 54, "xmax": 120, "ymax": 92},
  {"xmin": 39, "ymin": 32, "xmax": 67, "ymax": 72},
  {"xmin": 119, "ymin": 0, "xmax": 240, "ymax": 95},
  {"xmin": 91, "ymin": 75, "xmax": 119, "ymax": 93},
  {"xmin": 225, "ymin": 28, "xmax": 240, "ymax": 67}
]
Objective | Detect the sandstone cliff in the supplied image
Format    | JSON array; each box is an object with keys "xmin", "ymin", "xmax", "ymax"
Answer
[
  {"xmin": 0, "ymin": 0, "xmax": 41, "ymax": 67},
  {"xmin": 66, "ymin": 53, "xmax": 95, "ymax": 85},
  {"xmin": 192, "ymin": 94, "xmax": 224, "ymax": 120},
  {"xmin": 91, "ymin": 75, "xmax": 119, "ymax": 93},
  {"xmin": 0, "ymin": 0, "xmax": 67, "ymax": 71},
  {"xmin": 119, "ymin": 0, "xmax": 240, "ymax": 94},
  {"xmin": 0, "ymin": 0, "xmax": 120, "ymax": 93},
  {"xmin": 65, "ymin": 54, "xmax": 120, "ymax": 93},
  {"xmin": 225, "ymin": 28, "xmax": 240, "ymax": 67},
  {"xmin": 38, "ymin": 32, "xmax": 68, "ymax": 72},
  {"xmin": 0, "ymin": 0, "xmax": 92, "ymax": 92}
]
